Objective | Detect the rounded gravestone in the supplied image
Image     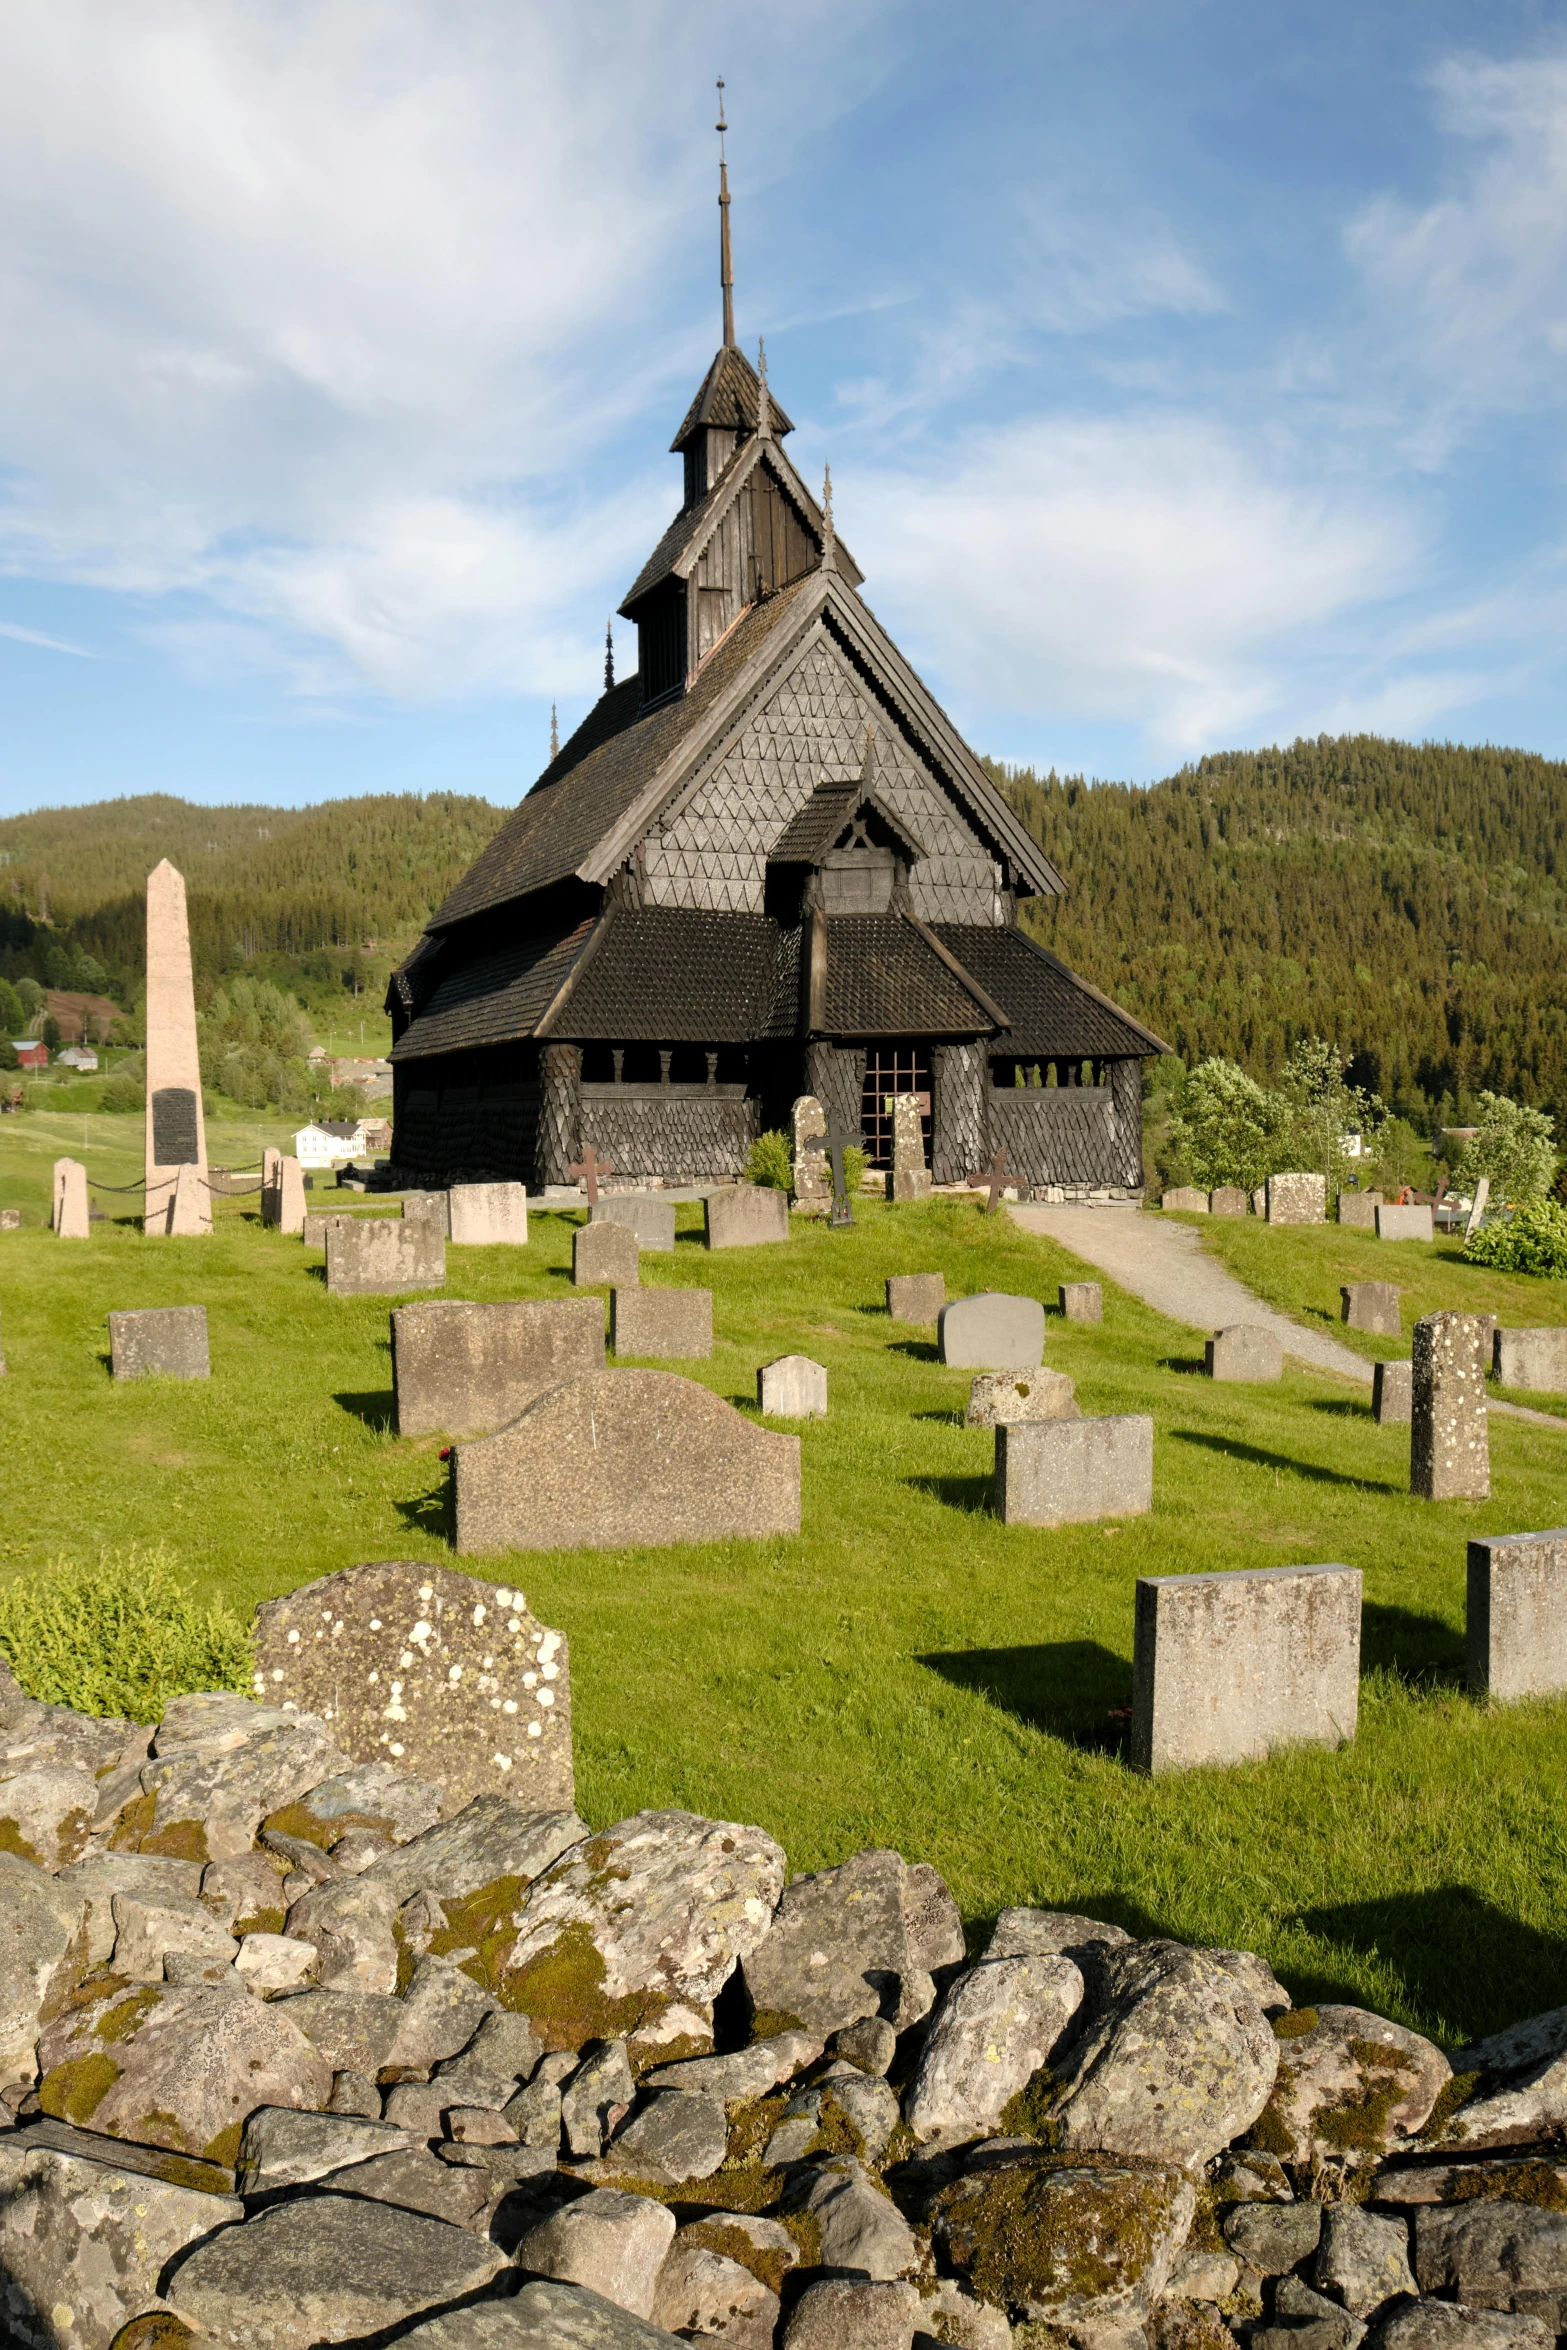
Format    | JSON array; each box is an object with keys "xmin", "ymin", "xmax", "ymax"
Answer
[{"xmin": 937, "ymin": 1292, "xmax": 1045, "ymax": 1370}]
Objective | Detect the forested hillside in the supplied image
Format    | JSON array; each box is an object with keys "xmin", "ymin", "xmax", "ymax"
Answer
[{"xmin": 994, "ymin": 736, "xmax": 1567, "ymax": 1129}]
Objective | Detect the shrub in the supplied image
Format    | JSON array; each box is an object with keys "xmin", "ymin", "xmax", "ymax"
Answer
[
  {"xmin": 1454, "ymin": 1092, "xmax": 1559, "ymax": 1208},
  {"xmin": 100, "ymin": 1071, "xmax": 146, "ymax": 1114},
  {"xmin": 1165, "ymin": 1059, "xmax": 1291, "ymax": 1191},
  {"xmin": 0, "ymin": 1546, "xmax": 252, "ymax": 1722},
  {"xmin": 1465, "ymin": 1199, "xmax": 1567, "ymax": 1279},
  {"xmin": 745, "ymin": 1130, "xmax": 794, "ymax": 1190}
]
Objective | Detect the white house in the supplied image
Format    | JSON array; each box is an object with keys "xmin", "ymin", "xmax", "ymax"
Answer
[
  {"xmin": 56, "ymin": 1046, "xmax": 99, "ymax": 1071},
  {"xmin": 292, "ymin": 1118, "xmax": 367, "ymax": 1169}
]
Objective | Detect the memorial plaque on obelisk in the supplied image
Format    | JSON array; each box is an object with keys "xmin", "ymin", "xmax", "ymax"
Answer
[{"xmin": 144, "ymin": 860, "xmax": 211, "ymax": 1235}]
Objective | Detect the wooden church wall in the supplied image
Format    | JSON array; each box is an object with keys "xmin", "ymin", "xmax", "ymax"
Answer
[
  {"xmin": 642, "ymin": 633, "xmax": 1000, "ymax": 923},
  {"xmin": 689, "ymin": 471, "xmax": 819, "ymax": 667}
]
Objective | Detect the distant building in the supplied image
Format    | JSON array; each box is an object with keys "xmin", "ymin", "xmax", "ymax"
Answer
[
  {"xmin": 328, "ymin": 1056, "xmax": 393, "ymax": 1098},
  {"xmin": 13, "ymin": 1041, "xmax": 47, "ymax": 1069},
  {"xmin": 359, "ymin": 1116, "xmax": 392, "ymax": 1153},
  {"xmin": 293, "ymin": 1118, "xmax": 368, "ymax": 1168},
  {"xmin": 56, "ymin": 1046, "xmax": 99, "ymax": 1071}
]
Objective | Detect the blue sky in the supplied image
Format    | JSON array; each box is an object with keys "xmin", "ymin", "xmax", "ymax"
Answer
[{"xmin": 3, "ymin": 0, "xmax": 1567, "ymax": 813}]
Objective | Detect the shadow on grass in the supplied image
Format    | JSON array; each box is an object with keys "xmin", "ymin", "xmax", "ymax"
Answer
[
  {"xmin": 335, "ymin": 1390, "xmax": 396, "ymax": 1433},
  {"xmin": 1169, "ymin": 1429, "xmax": 1402, "ymax": 1495},
  {"xmin": 1309, "ymin": 1397, "xmax": 1374, "ymax": 1420},
  {"xmin": 1158, "ymin": 1354, "xmax": 1208, "ymax": 1377},
  {"xmin": 907, "ymin": 1472, "xmax": 993, "ymax": 1514},
  {"xmin": 888, "ymin": 1338, "xmax": 938, "ymax": 1363},
  {"xmin": 912, "ymin": 1407, "xmax": 965, "ymax": 1426},
  {"xmin": 1361, "ymin": 1599, "xmax": 1465, "ymax": 1688},
  {"xmin": 1289, "ymin": 1885, "xmax": 1567, "ymax": 2043},
  {"xmin": 393, "ymin": 1485, "xmax": 450, "ymax": 1541},
  {"xmin": 919, "ymin": 1640, "xmax": 1133, "ymax": 1757}
]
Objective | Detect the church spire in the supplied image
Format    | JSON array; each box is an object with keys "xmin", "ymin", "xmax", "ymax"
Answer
[
  {"xmin": 717, "ymin": 79, "xmax": 736, "ymax": 349},
  {"xmin": 550, "ymin": 703, "xmax": 559, "ymax": 761},
  {"xmin": 821, "ymin": 464, "xmax": 836, "ymax": 573},
  {"xmin": 756, "ymin": 337, "xmax": 771, "ymax": 441},
  {"xmin": 604, "ymin": 619, "xmax": 615, "ymax": 692}
]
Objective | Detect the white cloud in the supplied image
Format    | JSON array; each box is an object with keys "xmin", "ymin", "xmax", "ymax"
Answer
[
  {"xmin": 0, "ymin": 619, "xmax": 94, "ymax": 657},
  {"xmin": 848, "ymin": 413, "xmax": 1423, "ymax": 760},
  {"xmin": 1347, "ymin": 51, "xmax": 1567, "ymax": 411}
]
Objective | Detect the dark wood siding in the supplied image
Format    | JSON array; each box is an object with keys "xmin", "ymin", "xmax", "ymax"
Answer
[{"xmin": 638, "ymin": 580, "xmax": 687, "ymax": 704}]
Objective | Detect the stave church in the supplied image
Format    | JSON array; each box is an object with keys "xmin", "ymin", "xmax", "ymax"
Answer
[{"xmin": 386, "ymin": 119, "xmax": 1165, "ymax": 1196}]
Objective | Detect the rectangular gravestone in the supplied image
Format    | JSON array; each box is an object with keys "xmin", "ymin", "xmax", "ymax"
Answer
[
  {"xmin": 326, "ymin": 1216, "xmax": 445, "ymax": 1297},
  {"xmin": 402, "ymin": 1191, "xmax": 449, "ymax": 1233},
  {"xmin": 1130, "ymin": 1564, "xmax": 1361, "ymax": 1774},
  {"xmin": 252, "ymin": 1561, "xmax": 572, "ymax": 1813},
  {"xmin": 1205, "ymin": 1326, "xmax": 1283, "ymax": 1382},
  {"xmin": 890, "ymin": 1093, "xmax": 931, "ymax": 1203},
  {"xmin": 263, "ymin": 1155, "xmax": 306, "ymax": 1237},
  {"xmin": 610, "ymin": 1287, "xmax": 713, "ymax": 1359},
  {"xmin": 996, "ymin": 1414, "xmax": 1152, "ymax": 1526},
  {"xmin": 1266, "ymin": 1173, "xmax": 1326, "ymax": 1225},
  {"xmin": 1059, "ymin": 1282, "xmax": 1102, "ymax": 1323},
  {"xmin": 966, "ymin": 1371, "xmax": 1079, "ymax": 1428},
  {"xmin": 1209, "ymin": 1187, "xmax": 1249, "ymax": 1217},
  {"xmin": 448, "ymin": 1184, "xmax": 529, "ymax": 1246},
  {"xmin": 1337, "ymin": 1190, "xmax": 1384, "ymax": 1230},
  {"xmin": 0, "ymin": 1210, "xmax": 19, "ymax": 1231},
  {"xmin": 392, "ymin": 1298, "xmax": 606, "ymax": 1438},
  {"xmin": 792, "ymin": 1095, "xmax": 830, "ymax": 1219},
  {"xmin": 1342, "ymin": 1282, "xmax": 1401, "ymax": 1337},
  {"xmin": 1373, "ymin": 1359, "xmax": 1412, "ymax": 1424},
  {"xmin": 304, "ymin": 1210, "xmax": 360, "ymax": 1248},
  {"xmin": 1161, "ymin": 1188, "xmax": 1209, "ymax": 1213},
  {"xmin": 573, "ymin": 1220, "xmax": 639, "ymax": 1288},
  {"xmin": 1467, "ymin": 1530, "xmax": 1567, "ymax": 1702},
  {"xmin": 1412, "ymin": 1310, "xmax": 1489, "ymax": 1501},
  {"xmin": 1494, "ymin": 1329, "xmax": 1567, "ymax": 1392},
  {"xmin": 758, "ymin": 1356, "xmax": 827, "ymax": 1417},
  {"xmin": 887, "ymin": 1273, "xmax": 945, "ymax": 1322},
  {"xmin": 109, "ymin": 1306, "xmax": 210, "ymax": 1381},
  {"xmin": 451, "ymin": 1369, "xmax": 799, "ymax": 1552},
  {"xmin": 590, "ymin": 1196, "xmax": 676, "ymax": 1251},
  {"xmin": 705, "ymin": 1186, "xmax": 790, "ymax": 1248},
  {"xmin": 52, "ymin": 1159, "xmax": 89, "ymax": 1240},
  {"xmin": 1376, "ymin": 1203, "xmax": 1434, "ymax": 1242},
  {"xmin": 938, "ymin": 1292, "xmax": 1045, "ymax": 1369}
]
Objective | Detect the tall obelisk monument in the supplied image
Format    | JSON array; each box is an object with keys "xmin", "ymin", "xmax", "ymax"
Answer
[{"xmin": 144, "ymin": 861, "xmax": 211, "ymax": 1235}]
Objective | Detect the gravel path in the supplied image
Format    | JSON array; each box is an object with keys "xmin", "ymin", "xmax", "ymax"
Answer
[{"xmin": 1009, "ymin": 1203, "xmax": 1566, "ymax": 1429}]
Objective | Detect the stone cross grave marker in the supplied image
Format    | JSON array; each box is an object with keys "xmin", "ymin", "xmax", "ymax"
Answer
[
  {"xmin": 1130, "ymin": 1564, "xmax": 1362, "ymax": 1774},
  {"xmin": 1342, "ymin": 1282, "xmax": 1401, "ymax": 1337},
  {"xmin": 450, "ymin": 1369, "xmax": 800, "ymax": 1552},
  {"xmin": 52, "ymin": 1159, "xmax": 89, "ymax": 1240},
  {"xmin": 143, "ymin": 860, "xmax": 211, "ymax": 1237},
  {"xmin": 1411, "ymin": 1310, "xmax": 1489, "ymax": 1501},
  {"xmin": 996, "ymin": 1414, "xmax": 1153, "ymax": 1525},
  {"xmin": 252, "ymin": 1560, "xmax": 573, "ymax": 1814},
  {"xmin": 392, "ymin": 1297, "xmax": 605, "ymax": 1438},
  {"xmin": 791, "ymin": 1095, "xmax": 830, "ymax": 1218},
  {"xmin": 1467, "ymin": 1529, "xmax": 1567, "ymax": 1703},
  {"xmin": 568, "ymin": 1146, "xmax": 613, "ymax": 1205},
  {"xmin": 109, "ymin": 1306, "xmax": 210, "ymax": 1381}
]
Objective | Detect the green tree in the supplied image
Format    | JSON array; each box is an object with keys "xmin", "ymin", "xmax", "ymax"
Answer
[
  {"xmin": 1454, "ymin": 1092, "xmax": 1559, "ymax": 1206},
  {"xmin": 0, "ymin": 978, "xmax": 22, "ymax": 1036},
  {"xmin": 1275, "ymin": 1038, "xmax": 1386, "ymax": 1191},
  {"xmin": 1165, "ymin": 1059, "xmax": 1290, "ymax": 1191}
]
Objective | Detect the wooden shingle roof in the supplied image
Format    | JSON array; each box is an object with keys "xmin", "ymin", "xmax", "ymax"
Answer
[
  {"xmin": 933, "ymin": 923, "xmax": 1170, "ymax": 1057},
  {"xmin": 670, "ymin": 344, "xmax": 794, "ymax": 450}
]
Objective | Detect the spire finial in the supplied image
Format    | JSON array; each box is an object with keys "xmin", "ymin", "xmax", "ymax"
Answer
[
  {"xmin": 604, "ymin": 619, "xmax": 615, "ymax": 692},
  {"xmin": 550, "ymin": 702, "xmax": 559, "ymax": 761},
  {"xmin": 821, "ymin": 464, "xmax": 836, "ymax": 572},
  {"xmin": 757, "ymin": 337, "xmax": 771, "ymax": 440},
  {"xmin": 717, "ymin": 78, "xmax": 735, "ymax": 349}
]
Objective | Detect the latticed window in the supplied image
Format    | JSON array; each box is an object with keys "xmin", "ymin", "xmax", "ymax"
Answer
[{"xmin": 861, "ymin": 1044, "xmax": 932, "ymax": 1168}]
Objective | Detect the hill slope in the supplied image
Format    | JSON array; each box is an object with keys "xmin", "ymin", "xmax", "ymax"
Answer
[{"xmin": 995, "ymin": 736, "xmax": 1567, "ymax": 1127}]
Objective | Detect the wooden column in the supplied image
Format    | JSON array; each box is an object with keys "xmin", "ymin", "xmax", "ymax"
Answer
[{"xmin": 537, "ymin": 1043, "xmax": 582, "ymax": 1189}]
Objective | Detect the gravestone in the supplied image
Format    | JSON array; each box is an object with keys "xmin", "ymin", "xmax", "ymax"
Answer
[
  {"xmin": 1465, "ymin": 1177, "xmax": 1491, "ymax": 1242},
  {"xmin": 263, "ymin": 1154, "xmax": 306, "ymax": 1237},
  {"xmin": 1161, "ymin": 1188, "xmax": 1209, "ymax": 1213},
  {"xmin": 1411, "ymin": 1310, "xmax": 1490, "ymax": 1501},
  {"xmin": 448, "ymin": 1184, "xmax": 529, "ymax": 1247},
  {"xmin": 1204, "ymin": 1326, "xmax": 1283, "ymax": 1382},
  {"xmin": 938, "ymin": 1292, "xmax": 1045, "ymax": 1369},
  {"xmin": 1373, "ymin": 1360, "xmax": 1412, "ymax": 1424},
  {"xmin": 0, "ymin": 1209, "xmax": 19, "ymax": 1231},
  {"xmin": 572, "ymin": 1220, "xmax": 639, "ymax": 1288},
  {"xmin": 252, "ymin": 1560, "xmax": 572, "ymax": 1812},
  {"xmin": 304, "ymin": 1210, "xmax": 358, "ymax": 1248},
  {"xmin": 890, "ymin": 1093, "xmax": 931, "ymax": 1203},
  {"xmin": 1209, "ymin": 1187, "xmax": 1249, "ymax": 1217},
  {"xmin": 610, "ymin": 1287, "xmax": 713, "ymax": 1359},
  {"xmin": 995, "ymin": 1414, "xmax": 1153, "ymax": 1526},
  {"xmin": 143, "ymin": 860, "xmax": 211, "ymax": 1236},
  {"xmin": 109, "ymin": 1306, "xmax": 210, "ymax": 1382},
  {"xmin": 402, "ymin": 1191, "xmax": 449, "ymax": 1232},
  {"xmin": 590, "ymin": 1196, "xmax": 676, "ymax": 1251},
  {"xmin": 1337, "ymin": 1190, "xmax": 1384, "ymax": 1230},
  {"xmin": 392, "ymin": 1298, "xmax": 606, "ymax": 1439},
  {"xmin": 1059, "ymin": 1282, "xmax": 1102, "ymax": 1323},
  {"xmin": 1467, "ymin": 1530, "xmax": 1567, "ymax": 1703},
  {"xmin": 261, "ymin": 1147, "xmax": 281, "ymax": 1216},
  {"xmin": 758, "ymin": 1356, "xmax": 827, "ymax": 1417},
  {"xmin": 1493, "ymin": 1328, "xmax": 1567, "ymax": 1392},
  {"xmin": 791, "ymin": 1096, "xmax": 830, "ymax": 1218},
  {"xmin": 451, "ymin": 1370, "xmax": 800, "ymax": 1552},
  {"xmin": 326, "ymin": 1216, "xmax": 445, "ymax": 1297},
  {"xmin": 1251, "ymin": 1186, "xmax": 1267, "ymax": 1216},
  {"xmin": 1341, "ymin": 1282, "xmax": 1401, "ymax": 1337},
  {"xmin": 1130, "ymin": 1564, "xmax": 1362, "ymax": 1774},
  {"xmin": 886, "ymin": 1273, "xmax": 945, "ymax": 1323},
  {"xmin": 1266, "ymin": 1172, "xmax": 1326, "ymax": 1225},
  {"xmin": 52, "ymin": 1159, "xmax": 89, "ymax": 1240},
  {"xmin": 1376, "ymin": 1203, "xmax": 1434, "ymax": 1243},
  {"xmin": 966, "ymin": 1370, "xmax": 1079, "ymax": 1428},
  {"xmin": 705, "ymin": 1186, "xmax": 790, "ymax": 1248}
]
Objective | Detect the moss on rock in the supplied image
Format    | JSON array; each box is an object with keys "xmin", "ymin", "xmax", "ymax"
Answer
[
  {"xmin": 935, "ymin": 2156, "xmax": 1192, "ymax": 2319},
  {"xmin": 39, "ymin": 2052, "xmax": 120, "ymax": 2125}
]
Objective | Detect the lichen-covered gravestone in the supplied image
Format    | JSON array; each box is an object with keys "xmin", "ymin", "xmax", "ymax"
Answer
[
  {"xmin": 1411, "ymin": 1310, "xmax": 1490, "ymax": 1501},
  {"xmin": 1131, "ymin": 1564, "xmax": 1362, "ymax": 1773},
  {"xmin": 891, "ymin": 1093, "xmax": 931, "ymax": 1202},
  {"xmin": 1209, "ymin": 1187, "xmax": 1249, "ymax": 1217},
  {"xmin": 253, "ymin": 1561, "xmax": 573, "ymax": 1813},
  {"xmin": 109, "ymin": 1306, "xmax": 210, "ymax": 1381},
  {"xmin": 966, "ymin": 1370, "xmax": 1079, "ymax": 1428},
  {"xmin": 1161, "ymin": 1188, "xmax": 1209, "ymax": 1213},
  {"xmin": 326, "ymin": 1217, "xmax": 444, "ymax": 1297},
  {"xmin": 1493, "ymin": 1328, "xmax": 1567, "ymax": 1392},
  {"xmin": 573, "ymin": 1219, "xmax": 638, "ymax": 1288},
  {"xmin": 1377, "ymin": 1203, "xmax": 1434, "ymax": 1242},
  {"xmin": 448, "ymin": 1183, "xmax": 529, "ymax": 1246},
  {"xmin": 1468, "ymin": 1530, "xmax": 1567, "ymax": 1702},
  {"xmin": 391, "ymin": 1297, "xmax": 604, "ymax": 1438},
  {"xmin": 705, "ymin": 1186, "xmax": 790, "ymax": 1248},
  {"xmin": 1266, "ymin": 1172, "xmax": 1326, "ymax": 1225},
  {"xmin": 611, "ymin": 1288, "xmax": 713, "ymax": 1358},
  {"xmin": 792, "ymin": 1095, "xmax": 830, "ymax": 1218},
  {"xmin": 1374, "ymin": 1360, "xmax": 1412, "ymax": 1424},
  {"xmin": 996, "ymin": 1415, "xmax": 1153, "ymax": 1526}
]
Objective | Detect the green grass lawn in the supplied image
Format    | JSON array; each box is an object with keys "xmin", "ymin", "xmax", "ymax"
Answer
[
  {"xmin": 4, "ymin": 1123, "xmax": 1567, "ymax": 2049},
  {"xmin": 1180, "ymin": 1208, "xmax": 1567, "ymax": 1418}
]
